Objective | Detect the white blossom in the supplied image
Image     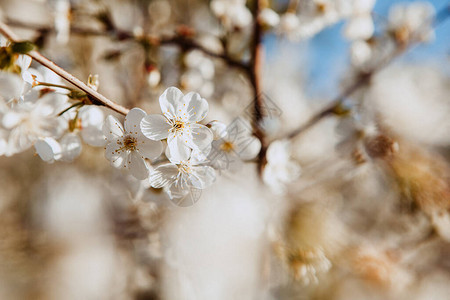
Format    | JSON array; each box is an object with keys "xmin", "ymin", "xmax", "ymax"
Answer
[
  {"xmin": 149, "ymin": 154, "xmax": 216, "ymax": 200},
  {"xmin": 103, "ymin": 108, "xmax": 163, "ymax": 180},
  {"xmin": 388, "ymin": 2, "xmax": 435, "ymax": 44},
  {"xmin": 1, "ymin": 90, "xmax": 66, "ymax": 156},
  {"xmin": 263, "ymin": 139, "xmax": 301, "ymax": 194},
  {"xmin": 210, "ymin": 0, "xmax": 252, "ymax": 29},
  {"xmin": 259, "ymin": 8, "xmax": 280, "ymax": 28},
  {"xmin": 140, "ymin": 87, "xmax": 213, "ymax": 162}
]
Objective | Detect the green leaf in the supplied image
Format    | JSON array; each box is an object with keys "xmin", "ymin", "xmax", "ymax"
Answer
[{"xmin": 10, "ymin": 41, "xmax": 35, "ymax": 54}]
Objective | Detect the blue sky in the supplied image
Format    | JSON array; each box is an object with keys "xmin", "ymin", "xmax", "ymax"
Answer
[{"xmin": 264, "ymin": 0, "xmax": 450, "ymax": 98}]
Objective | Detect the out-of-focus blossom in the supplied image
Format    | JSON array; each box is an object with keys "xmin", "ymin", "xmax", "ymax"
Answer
[
  {"xmin": 210, "ymin": 0, "xmax": 252, "ymax": 30},
  {"xmin": 54, "ymin": 0, "xmax": 71, "ymax": 45},
  {"xmin": 35, "ymin": 136, "xmax": 62, "ymax": 163},
  {"xmin": 263, "ymin": 139, "xmax": 301, "ymax": 194},
  {"xmin": 388, "ymin": 2, "xmax": 435, "ymax": 45},
  {"xmin": 181, "ymin": 50, "xmax": 215, "ymax": 97},
  {"xmin": 103, "ymin": 108, "xmax": 163, "ymax": 180},
  {"xmin": 1, "ymin": 90, "xmax": 66, "ymax": 156},
  {"xmin": 343, "ymin": 0, "xmax": 375, "ymax": 40},
  {"xmin": 140, "ymin": 87, "xmax": 213, "ymax": 162},
  {"xmin": 259, "ymin": 8, "xmax": 280, "ymax": 28}
]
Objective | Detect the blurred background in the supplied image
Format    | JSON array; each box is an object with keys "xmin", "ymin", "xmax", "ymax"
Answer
[{"xmin": 0, "ymin": 0, "xmax": 449, "ymax": 299}]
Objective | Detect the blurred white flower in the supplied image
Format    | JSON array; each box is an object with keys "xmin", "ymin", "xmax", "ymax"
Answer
[
  {"xmin": 140, "ymin": 87, "xmax": 213, "ymax": 162},
  {"xmin": 147, "ymin": 67, "xmax": 161, "ymax": 88},
  {"xmin": 210, "ymin": 0, "xmax": 252, "ymax": 29},
  {"xmin": 35, "ymin": 136, "xmax": 62, "ymax": 163},
  {"xmin": 350, "ymin": 40, "xmax": 373, "ymax": 67},
  {"xmin": 1, "ymin": 91, "xmax": 66, "ymax": 156},
  {"xmin": 343, "ymin": 0, "xmax": 375, "ymax": 40},
  {"xmin": 259, "ymin": 8, "xmax": 280, "ymax": 28},
  {"xmin": 103, "ymin": 108, "xmax": 163, "ymax": 180},
  {"xmin": 388, "ymin": 2, "xmax": 435, "ymax": 44},
  {"xmin": 278, "ymin": 12, "xmax": 300, "ymax": 39},
  {"xmin": 54, "ymin": 0, "xmax": 71, "ymax": 45},
  {"xmin": 181, "ymin": 50, "xmax": 215, "ymax": 97},
  {"xmin": 263, "ymin": 139, "xmax": 301, "ymax": 194}
]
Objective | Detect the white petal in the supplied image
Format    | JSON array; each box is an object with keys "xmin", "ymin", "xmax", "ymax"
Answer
[
  {"xmin": 186, "ymin": 123, "xmax": 213, "ymax": 151},
  {"xmin": 137, "ymin": 138, "xmax": 163, "ymax": 160},
  {"xmin": 60, "ymin": 133, "xmax": 82, "ymax": 161},
  {"xmin": 0, "ymin": 72, "xmax": 23, "ymax": 101},
  {"xmin": 105, "ymin": 142, "xmax": 118, "ymax": 162},
  {"xmin": 184, "ymin": 92, "xmax": 209, "ymax": 122},
  {"xmin": 208, "ymin": 121, "xmax": 228, "ymax": 140},
  {"xmin": 166, "ymin": 134, "xmax": 191, "ymax": 163},
  {"xmin": 35, "ymin": 137, "xmax": 61, "ymax": 163},
  {"xmin": 344, "ymin": 15, "xmax": 374, "ymax": 40},
  {"xmin": 81, "ymin": 125, "xmax": 107, "ymax": 147},
  {"xmin": 149, "ymin": 163, "xmax": 179, "ymax": 188},
  {"xmin": 188, "ymin": 166, "xmax": 216, "ymax": 189},
  {"xmin": 140, "ymin": 114, "xmax": 171, "ymax": 140},
  {"xmin": 128, "ymin": 151, "xmax": 149, "ymax": 180},
  {"xmin": 125, "ymin": 107, "xmax": 146, "ymax": 133},
  {"xmin": 79, "ymin": 106, "xmax": 104, "ymax": 127},
  {"xmin": 103, "ymin": 115, "xmax": 124, "ymax": 141},
  {"xmin": 166, "ymin": 183, "xmax": 202, "ymax": 207},
  {"xmin": 235, "ymin": 136, "xmax": 261, "ymax": 160},
  {"xmin": 159, "ymin": 87, "xmax": 184, "ymax": 119},
  {"xmin": 17, "ymin": 55, "xmax": 32, "ymax": 71},
  {"xmin": 105, "ymin": 143, "xmax": 127, "ymax": 168}
]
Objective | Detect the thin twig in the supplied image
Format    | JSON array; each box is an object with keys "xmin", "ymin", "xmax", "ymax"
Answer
[
  {"xmin": 249, "ymin": 0, "xmax": 267, "ymax": 174},
  {"xmin": 0, "ymin": 21, "xmax": 130, "ymax": 116}
]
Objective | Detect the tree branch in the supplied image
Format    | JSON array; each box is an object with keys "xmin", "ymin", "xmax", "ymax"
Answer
[
  {"xmin": 0, "ymin": 21, "xmax": 130, "ymax": 116},
  {"xmin": 249, "ymin": 0, "xmax": 267, "ymax": 174},
  {"xmin": 283, "ymin": 4, "xmax": 450, "ymax": 141}
]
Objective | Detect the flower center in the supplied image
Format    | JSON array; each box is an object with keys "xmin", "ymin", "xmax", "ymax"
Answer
[
  {"xmin": 123, "ymin": 136, "xmax": 137, "ymax": 151},
  {"xmin": 220, "ymin": 141, "xmax": 234, "ymax": 152},
  {"xmin": 178, "ymin": 162, "xmax": 191, "ymax": 174},
  {"xmin": 168, "ymin": 118, "xmax": 186, "ymax": 135}
]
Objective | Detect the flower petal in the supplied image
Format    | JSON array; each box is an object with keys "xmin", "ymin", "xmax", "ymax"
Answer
[
  {"xmin": 159, "ymin": 87, "xmax": 184, "ymax": 119},
  {"xmin": 81, "ymin": 125, "xmax": 107, "ymax": 147},
  {"xmin": 128, "ymin": 151, "xmax": 149, "ymax": 180},
  {"xmin": 137, "ymin": 139, "xmax": 163, "ymax": 160},
  {"xmin": 125, "ymin": 107, "xmax": 146, "ymax": 134},
  {"xmin": 103, "ymin": 115, "xmax": 124, "ymax": 141},
  {"xmin": 140, "ymin": 114, "xmax": 171, "ymax": 140},
  {"xmin": 35, "ymin": 137, "xmax": 61, "ymax": 163},
  {"xmin": 149, "ymin": 163, "xmax": 179, "ymax": 188},
  {"xmin": 184, "ymin": 92, "xmax": 209, "ymax": 122},
  {"xmin": 234, "ymin": 136, "xmax": 261, "ymax": 160},
  {"xmin": 166, "ymin": 134, "xmax": 191, "ymax": 163},
  {"xmin": 188, "ymin": 166, "xmax": 216, "ymax": 189},
  {"xmin": 186, "ymin": 123, "xmax": 213, "ymax": 151},
  {"xmin": 60, "ymin": 133, "xmax": 82, "ymax": 162}
]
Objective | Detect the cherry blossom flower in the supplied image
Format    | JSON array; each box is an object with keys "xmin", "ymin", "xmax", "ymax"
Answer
[
  {"xmin": 388, "ymin": 2, "xmax": 435, "ymax": 45},
  {"xmin": 343, "ymin": 0, "xmax": 375, "ymax": 41},
  {"xmin": 140, "ymin": 87, "xmax": 213, "ymax": 162},
  {"xmin": 103, "ymin": 108, "xmax": 163, "ymax": 180},
  {"xmin": 1, "ymin": 90, "xmax": 66, "ymax": 156},
  {"xmin": 207, "ymin": 120, "xmax": 261, "ymax": 171},
  {"xmin": 259, "ymin": 8, "xmax": 280, "ymax": 28},
  {"xmin": 149, "ymin": 154, "xmax": 216, "ymax": 202},
  {"xmin": 263, "ymin": 140, "xmax": 301, "ymax": 194}
]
